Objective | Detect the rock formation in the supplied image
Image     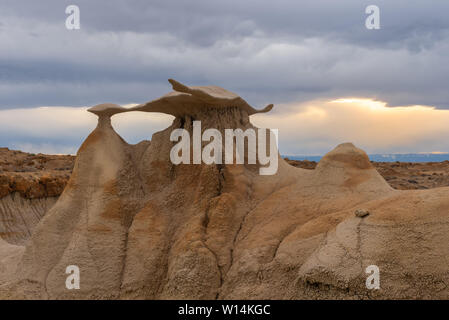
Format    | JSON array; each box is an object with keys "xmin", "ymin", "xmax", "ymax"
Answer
[
  {"xmin": 0, "ymin": 148, "xmax": 73, "ymax": 245},
  {"xmin": 2, "ymin": 80, "xmax": 449, "ymax": 299}
]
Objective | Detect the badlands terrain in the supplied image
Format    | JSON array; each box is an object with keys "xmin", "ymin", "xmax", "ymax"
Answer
[
  {"xmin": 2, "ymin": 80, "xmax": 449, "ymax": 300},
  {"xmin": 286, "ymin": 159, "xmax": 449, "ymax": 190},
  {"xmin": 0, "ymin": 148, "xmax": 73, "ymax": 245},
  {"xmin": 2, "ymin": 148, "xmax": 448, "ymax": 247}
]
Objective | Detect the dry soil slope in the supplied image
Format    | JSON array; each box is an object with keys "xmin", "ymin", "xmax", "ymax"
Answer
[{"xmin": 0, "ymin": 148, "xmax": 73, "ymax": 245}]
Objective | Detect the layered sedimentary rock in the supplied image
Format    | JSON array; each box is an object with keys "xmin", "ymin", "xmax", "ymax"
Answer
[
  {"xmin": 2, "ymin": 80, "xmax": 449, "ymax": 299},
  {"xmin": 0, "ymin": 148, "xmax": 73, "ymax": 245}
]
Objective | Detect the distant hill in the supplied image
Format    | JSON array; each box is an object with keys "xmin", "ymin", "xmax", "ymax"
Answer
[{"xmin": 285, "ymin": 153, "xmax": 449, "ymax": 163}]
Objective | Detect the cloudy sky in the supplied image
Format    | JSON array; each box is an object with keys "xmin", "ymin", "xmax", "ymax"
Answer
[{"xmin": 1, "ymin": 0, "xmax": 449, "ymax": 155}]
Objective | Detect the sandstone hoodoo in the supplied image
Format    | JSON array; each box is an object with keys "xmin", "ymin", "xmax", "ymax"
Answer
[
  {"xmin": 2, "ymin": 80, "xmax": 449, "ymax": 299},
  {"xmin": 130, "ymin": 79, "xmax": 274, "ymax": 117}
]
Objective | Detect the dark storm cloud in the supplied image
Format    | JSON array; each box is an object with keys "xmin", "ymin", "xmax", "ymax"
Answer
[
  {"xmin": 0, "ymin": 0, "xmax": 449, "ymax": 109},
  {"xmin": 3, "ymin": 0, "xmax": 448, "ymax": 47}
]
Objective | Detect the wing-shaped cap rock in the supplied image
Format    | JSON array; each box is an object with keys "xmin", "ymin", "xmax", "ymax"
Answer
[
  {"xmin": 128, "ymin": 79, "xmax": 273, "ymax": 117},
  {"xmin": 87, "ymin": 103, "xmax": 128, "ymax": 117}
]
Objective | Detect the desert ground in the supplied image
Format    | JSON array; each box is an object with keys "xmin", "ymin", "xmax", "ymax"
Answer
[
  {"xmin": 285, "ymin": 158, "xmax": 449, "ymax": 190},
  {"xmin": 1, "ymin": 147, "xmax": 448, "ymax": 199},
  {"xmin": 0, "ymin": 147, "xmax": 74, "ymax": 199}
]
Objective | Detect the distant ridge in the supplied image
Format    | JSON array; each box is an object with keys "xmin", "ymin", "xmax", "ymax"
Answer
[{"xmin": 284, "ymin": 153, "xmax": 449, "ymax": 162}]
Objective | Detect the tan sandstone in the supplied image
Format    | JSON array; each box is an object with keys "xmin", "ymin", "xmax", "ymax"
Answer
[{"xmin": 1, "ymin": 80, "xmax": 449, "ymax": 299}]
